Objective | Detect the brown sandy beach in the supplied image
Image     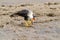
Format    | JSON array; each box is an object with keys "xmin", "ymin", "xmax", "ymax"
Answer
[{"xmin": 0, "ymin": 2, "xmax": 60, "ymax": 40}]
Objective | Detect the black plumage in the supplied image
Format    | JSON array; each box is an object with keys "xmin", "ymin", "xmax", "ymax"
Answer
[{"xmin": 10, "ymin": 9, "xmax": 30, "ymax": 20}]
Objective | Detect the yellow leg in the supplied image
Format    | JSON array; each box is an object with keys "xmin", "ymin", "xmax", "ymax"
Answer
[
  {"xmin": 28, "ymin": 20, "xmax": 32, "ymax": 26},
  {"xmin": 24, "ymin": 20, "xmax": 32, "ymax": 27},
  {"xmin": 24, "ymin": 21, "xmax": 29, "ymax": 27}
]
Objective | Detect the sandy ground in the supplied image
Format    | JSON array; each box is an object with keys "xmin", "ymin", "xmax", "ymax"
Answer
[{"xmin": 0, "ymin": 3, "xmax": 60, "ymax": 40}]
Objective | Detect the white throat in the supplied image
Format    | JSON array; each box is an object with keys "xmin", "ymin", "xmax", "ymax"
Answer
[{"xmin": 28, "ymin": 10, "xmax": 33, "ymax": 19}]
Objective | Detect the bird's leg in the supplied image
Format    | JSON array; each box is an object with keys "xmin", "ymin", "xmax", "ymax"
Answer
[
  {"xmin": 24, "ymin": 21, "xmax": 29, "ymax": 27},
  {"xmin": 24, "ymin": 20, "xmax": 32, "ymax": 27},
  {"xmin": 28, "ymin": 20, "xmax": 32, "ymax": 26}
]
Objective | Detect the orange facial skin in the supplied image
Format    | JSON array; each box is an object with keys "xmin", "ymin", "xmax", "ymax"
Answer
[{"xmin": 31, "ymin": 18, "xmax": 35, "ymax": 22}]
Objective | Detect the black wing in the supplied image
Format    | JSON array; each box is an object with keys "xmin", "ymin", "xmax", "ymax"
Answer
[{"xmin": 10, "ymin": 9, "xmax": 29, "ymax": 17}]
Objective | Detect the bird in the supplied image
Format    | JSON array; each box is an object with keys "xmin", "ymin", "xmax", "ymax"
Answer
[{"xmin": 10, "ymin": 9, "xmax": 35, "ymax": 27}]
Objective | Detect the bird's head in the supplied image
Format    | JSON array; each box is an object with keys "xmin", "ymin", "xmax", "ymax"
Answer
[{"xmin": 28, "ymin": 11, "xmax": 35, "ymax": 23}]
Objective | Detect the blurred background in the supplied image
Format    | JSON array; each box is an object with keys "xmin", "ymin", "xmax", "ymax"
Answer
[{"xmin": 0, "ymin": 0, "xmax": 60, "ymax": 5}]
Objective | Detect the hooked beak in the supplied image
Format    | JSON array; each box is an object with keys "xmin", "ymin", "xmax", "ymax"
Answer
[
  {"xmin": 31, "ymin": 18, "xmax": 35, "ymax": 22},
  {"xmin": 32, "ymin": 18, "xmax": 35, "ymax": 21}
]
